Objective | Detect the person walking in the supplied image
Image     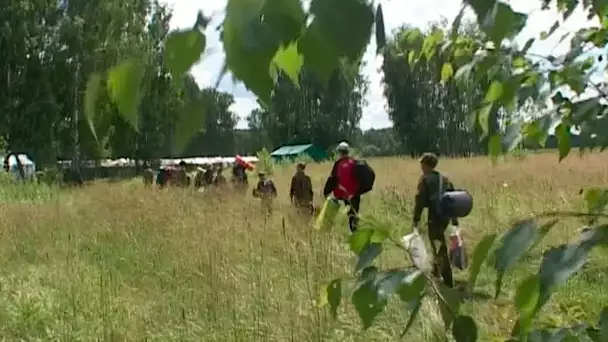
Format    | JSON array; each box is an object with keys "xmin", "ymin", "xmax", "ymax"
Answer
[
  {"xmin": 231, "ymin": 163, "xmax": 249, "ymax": 195},
  {"xmin": 323, "ymin": 142, "xmax": 361, "ymax": 232},
  {"xmin": 412, "ymin": 152, "xmax": 459, "ymax": 288},
  {"xmin": 253, "ymin": 171, "xmax": 277, "ymax": 216},
  {"xmin": 290, "ymin": 163, "xmax": 314, "ymax": 217}
]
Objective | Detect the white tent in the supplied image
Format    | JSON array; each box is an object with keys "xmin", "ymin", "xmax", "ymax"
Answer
[{"xmin": 0, "ymin": 154, "xmax": 36, "ymax": 180}]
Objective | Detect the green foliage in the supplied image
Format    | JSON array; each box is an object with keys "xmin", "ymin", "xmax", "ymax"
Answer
[
  {"xmin": 106, "ymin": 59, "xmax": 145, "ymax": 130},
  {"xmin": 255, "ymin": 147, "xmax": 275, "ymax": 175},
  {"xmin": 320, "ymin": 202, "xmax": 608, "ymax": 340},
  {"xmin": 467, "ymin": 233, "xmax": 496, "ymax": 293},
  {"xmin": 163, "ymin": 29, "xmax": 206, "ymax": 82},
  {"xmin": 283, "ymin": 153, "xmax": 315, "ymax": 168},
  {"xmin": 28, "ymin": 0, "xmax": 608, "ymax": 339}
]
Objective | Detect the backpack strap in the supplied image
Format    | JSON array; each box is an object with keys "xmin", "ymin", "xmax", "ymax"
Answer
[{"xmin": 422, "ymin": 172, "xmax": 444, "ymax": 212}]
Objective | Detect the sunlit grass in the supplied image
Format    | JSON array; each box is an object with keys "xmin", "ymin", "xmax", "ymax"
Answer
[{"xmin": 0, "ymin": 151, "xmax": 605, "ymax": 340}]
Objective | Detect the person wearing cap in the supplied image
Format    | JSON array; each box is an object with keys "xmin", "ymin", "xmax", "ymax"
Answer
[
  {"xmin": 174, "ymin": 160, "xmax": 189, "ymax": 188},
  {"xmin": 413, "ymin": 152, "xmax": 459, "ymax": 288},
  {"xmin": 193, "ymin": 166, "xmax": 206, "ymax": 190},
  {"xmin": 142, "ymin": 162, "xmax": 155, "ymax": 187},
  {"xmin": 231, "ymin": 163, "xmax": 249, "ymax": 195},
  {"xmin": 213, "ymin": 164, "xmax": 227, "ymax": 188},
  {"xmin": 290, "ymin": 163, "xmax": 314, "ymax": 216},
  {"xmin": 323, "ymin": 141, "xmax": 361, "ymax": 232},
  {"xmin": 253, "ymin": 171, "xmax": 278, "ymax": 215}
]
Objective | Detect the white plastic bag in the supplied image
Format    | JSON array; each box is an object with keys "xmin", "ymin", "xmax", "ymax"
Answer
[{"xmin": 401, "ymin": 229, "xmax": 432, "ymax": 272}]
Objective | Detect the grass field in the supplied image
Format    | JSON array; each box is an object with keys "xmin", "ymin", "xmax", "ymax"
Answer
[{"xmin": 0, "ymin": 152, "xmax": 606, "ymax": 341}]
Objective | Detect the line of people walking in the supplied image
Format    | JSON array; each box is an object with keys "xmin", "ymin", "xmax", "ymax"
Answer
[{"xmin": 141, "ymin": 142, "xmax": 473, "ymax": 289}]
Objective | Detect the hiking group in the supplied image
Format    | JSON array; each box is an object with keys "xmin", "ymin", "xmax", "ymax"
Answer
[{"xmin": 142, "ymin": 142, "xmax": 472, "ymax": 289}]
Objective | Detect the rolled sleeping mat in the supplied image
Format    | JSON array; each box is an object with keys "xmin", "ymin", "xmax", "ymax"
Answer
[{"xmin": 314, "ymin": 197, "xmax": 342, "ymax": 231}]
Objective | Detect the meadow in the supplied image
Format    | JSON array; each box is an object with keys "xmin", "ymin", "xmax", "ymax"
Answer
[{"xmin": 0, "ymin": 152, "xmax": 606, "ymax": 341}]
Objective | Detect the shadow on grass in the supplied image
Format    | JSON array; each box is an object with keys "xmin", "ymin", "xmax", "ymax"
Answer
[{"xmin": 454, "ymin": 279, "xmax": 493, "ymax": 302}]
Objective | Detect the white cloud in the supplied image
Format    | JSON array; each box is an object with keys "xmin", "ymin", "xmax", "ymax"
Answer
[{"xmin": 162, "ymin": 0, "xmax": 598, "ymax": 130}]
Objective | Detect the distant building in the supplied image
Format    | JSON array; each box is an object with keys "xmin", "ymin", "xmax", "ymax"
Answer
[{"xmin": 270, "ymin": 143, "xmax": 328, "ymax": 162}]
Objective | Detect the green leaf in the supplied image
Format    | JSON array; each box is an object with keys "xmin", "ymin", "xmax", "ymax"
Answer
[
  {"xmin": 420, "ymin": 29, "xmax": 443, "ymax": 62},
  {"xmin": 349, "ymin": 228, "xmax": 375, "ymax": 255},
  {"xmin": 538, "ymin": 227, "xmax": 608, "ymax": 308},
  {"xmin": 351, "ymin": 279, "xmax": 387, "ymax": 330},
  {"xmin": 514, "ymin": 275, "xmax": 541, "ymax": 335},
  {"xmin": 452, "ymin": 315, "xmax": 478, "ymax": 342},
  {"xmin": 399, "ymin": 271, "xmax": 426, "ymax": 336},
  {"xmin": 298, "ymin": 21, "xmax": 339, "ymax": 85},
  {"xmin": 502, "ymin": 123, "xmax": 523, "ymax": 151},
  {"xmin": 441, "ymin": 63, "xmax": 454, "ymax": 83},
  {"xmin": 582, "ymin": 188, "xmax": 608, "ymax": 219},
  {"xmin": 164, "ymin": 29, "xmax": 206, "ymax": 81},
  {"xmin": 310, "ymin": 0, "xmax": 374, "ymax": 60},
  {"xmin": 464, "ymin": 0, "xmax": 495, "ymax": 22},
  {"xmin": 547, "ymin": 20, "xmax": 560, "ymax": 38},
  {"xmin": 322, "ymin": 279, "xmax": 342, "ymax": 319},
  {"xmin": 483, "ymin": 2, "xmax": 528, "ymax": 46},
  {"xmin": 494, "ymin": 219, "xmax": 540, "ymax": 298},
  {"xmin": 172, "ymin": 82, "xmax": 207, "ymax": 154},
  {"xmin": 355, "ymin": 243, "xmax": 383, "ymax": 273},
  {"xmin": 407, "ymin": 50, "xmax": 418, "ymax": 66},
  {"xmin": 529, "ymin": 220, "xmax": 559, "ymax": 252},
  {"xmin": 397, "ymin": 270, "xmax": 426, "ymax": 303},
  {"xmin": 488, "ymin": 134, "xmax": 502, "ymax": 159},
  {"xmin": 523, "ymin": 114, "xmax": 560, "ymax": 147},
  {"xmin": 438, "ymin": 282, "xmax": 462, "ymax": 328},
  {"xmin": 84, "ymin": 72, "xmax": 102, "ymax": 142},
  {"xmin": 478, "ymin": 103, "xmax": 493, "ymax": 135},
  {"xmin": 193, "ymin": 11, "xmax": 211, "ymax": 30},
  {"xmin": 555, "ymin": 122, "xmax": 572, "ymax": 161},
  {"xmin": 375, "ymin": 4, "xmax": 386, "ymax": 54},
  {"xmin": 376, "ymin": 269, "xmax": 409, "ymax": 300},
  {"xmin": 512, "ymin": 56, "xmax": 527, "ymax": 68},
  {"xmin": 468, "ymin": 234, "xmax": 497, "ymax": 293},
  {"xmin": 455, "ymin": 62, "xmax": 474, "ymax": 80},
  {"xmin": 599, "ymin": 307, "xmax": 608, "ymax": 341},
  {"xmin": 106, "ymin": 59, "xmax": 144, "ymax": 130},
  {"xmin": 272, "ymin": 42, "xmax": 303, "ymax": 85},
  {"xmin": 223, "ymin": 0, "xmax": 304, "ymax": 103},
  {"xmin": 451, "ymin": 5, "xmax": 466, "ymax": 40},
  {"xmin": 401, "ymin": 294, "xmax": 424, "ymax": 337},
  {"xmin": 485, "ymin": 81, "xmax": 505, "ymax": 102},
  {"xmin": 521, "ymin": 38, "xmax": 535, "ymax": 53}
]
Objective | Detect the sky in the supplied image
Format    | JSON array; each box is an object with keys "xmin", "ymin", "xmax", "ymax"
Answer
[{"xmin": 161, "ymin": 0, "xmax": 600, "ymax": 130}]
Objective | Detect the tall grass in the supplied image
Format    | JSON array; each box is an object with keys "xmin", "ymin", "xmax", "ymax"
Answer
[{"xmin": 0, "ymin": 152, "xmax": 606, "ymax": 340}]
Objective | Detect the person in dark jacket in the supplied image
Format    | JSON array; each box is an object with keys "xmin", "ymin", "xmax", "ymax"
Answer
[
  {"xmin": 253, "ymin": 172, "xmax": 277, "ymax": 215},
  {"xmin": 203, "ymin": 164, "xmax": 214, "ymax": 186},
  {"xmin": 193, "ymin": 167, "xmax": 205, "ymax": 189},
  {"xmin": 290, "ymin": 163, "xmax": 314, "ymax": 216},
  {"xmin": 231, "ymin": 163, "xmax": 249, "ymax": 195},
  {"xmin": 142, "ymin": 163, "xmax": 155, "ymax": 187},
  {"xmin": 323, "ymin": 142, "xmax": 360, "ymax": 232},
  {"xmin": 412, "ymin": 152, "xmax": 459, "ymax": 288},
  {"xmin": 174, "ymin": 161, "xmax": 189, "ymax": 188},
  {"xmin": 213, "ymin": 165, "xmax": 228, "ymax": 188}
]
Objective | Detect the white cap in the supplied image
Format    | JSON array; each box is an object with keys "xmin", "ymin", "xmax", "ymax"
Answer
[{"xmin": 336, "ymin": 141, "xmax": 349, "ymax": 152}]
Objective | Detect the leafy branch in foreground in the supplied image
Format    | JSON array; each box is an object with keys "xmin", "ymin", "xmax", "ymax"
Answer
[
  {"xmin": 319, "ymin": 190, "xmax": 608, "ymax": 341},
  {"xmin": 76, "ymin": 0, "xmax": 608, "ymax": 337}
]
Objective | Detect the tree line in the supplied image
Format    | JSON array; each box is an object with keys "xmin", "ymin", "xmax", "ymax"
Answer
[{"xmin": 0, "ymin": 2, "xmax": 540, "ymax": 167}]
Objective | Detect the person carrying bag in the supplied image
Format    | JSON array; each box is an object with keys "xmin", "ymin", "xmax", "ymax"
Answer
[{"xmin": 409, "ymin": 153, "xmax": 473, "ymax": 288}]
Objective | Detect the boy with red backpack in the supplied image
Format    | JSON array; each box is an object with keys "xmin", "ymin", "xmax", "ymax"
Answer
[{"xmin": 323, "ymin": 142, "xmax": 375, "ymax": 232}]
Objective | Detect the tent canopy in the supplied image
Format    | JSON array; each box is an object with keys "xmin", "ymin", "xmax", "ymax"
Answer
[{"xmin": 270, "ymin": 143, "xmax": 328, "ymax": 162}]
